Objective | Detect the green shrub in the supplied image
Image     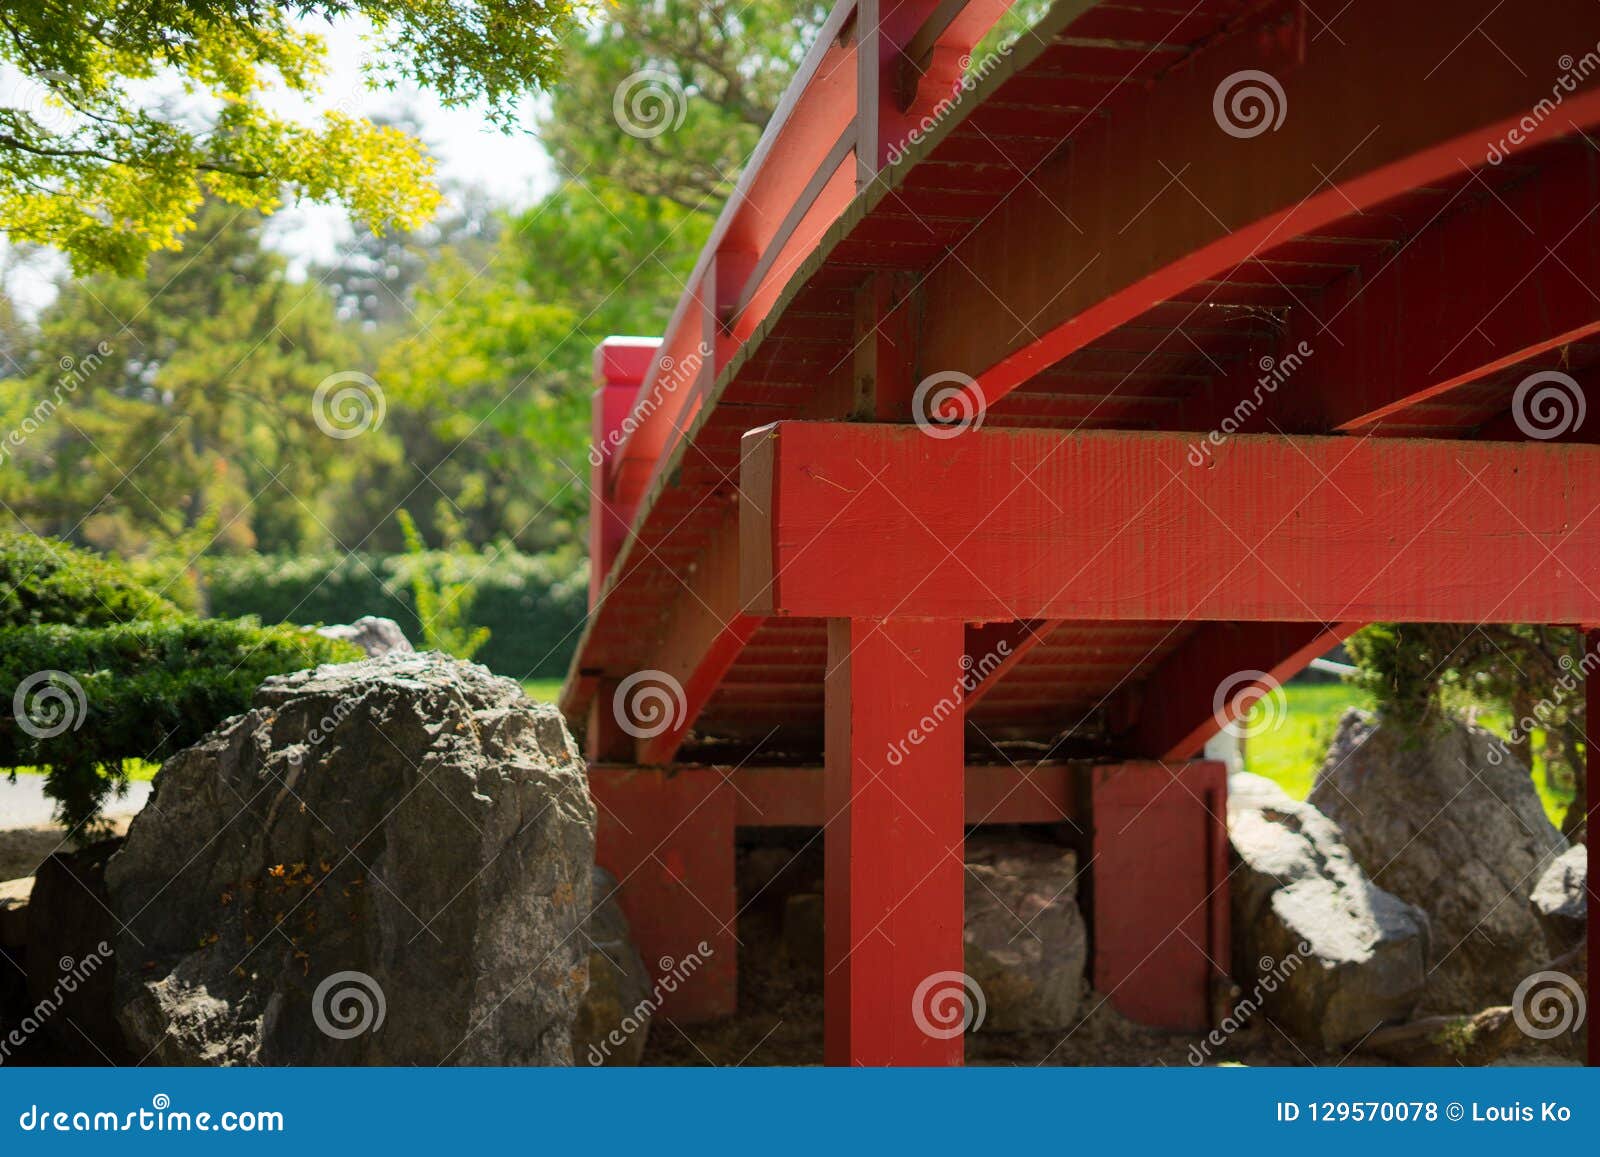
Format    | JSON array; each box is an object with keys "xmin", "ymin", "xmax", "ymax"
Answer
[
  {"xmin": 0, "ymin": 531, "xmax": 182, "ymax": 627},
  {"xmin": 1, "ymin": 618, "xmax": 360, "ymax": 830},
  {"xmin": 202, "ymin": 548, "xmax": 589, "ymax": 678},
  {"xmin": 397, "ymin": 509, "xmax": 490, "ymax": 659}
]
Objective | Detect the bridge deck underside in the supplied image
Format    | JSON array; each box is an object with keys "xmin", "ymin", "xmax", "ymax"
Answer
[{"xmin": 566, "ymin": 0, "xmax": 1600, "ymax": 766}]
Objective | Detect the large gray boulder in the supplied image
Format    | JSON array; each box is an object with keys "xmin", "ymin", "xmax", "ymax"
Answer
[
  {"xmin": 1310, "ymin": 711, "xmax": 1567, "ymax": 1012},
  {"xmin": 315, "ymin": 615, "xmax": 412, "ymax": 657},
  {"xmin": 105, "ymin": 653, "xmax": 594, "ymax": 1065},
  {"xmin": 1229, "ymin": 773, "xmax": 1429, "ymax": 1048},
  {"xmin": 963, "ymin": 834, "xmax": 1087, "ymax": 1032},
  {"xmin": 1529, "ymin": 844, "xmax": 1586, "ymax": 957},
  {"xmin": 573, "ymin": 867, "xmax": 652, "ymax": 1066}
]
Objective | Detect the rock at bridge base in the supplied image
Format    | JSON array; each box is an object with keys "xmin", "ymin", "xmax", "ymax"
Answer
[
  {"xmin": 105, "ymin": 653, "xmax": 595, "ymax": 1066},
  {"xmin": 573, "ymin": 867, "xmax": 651, "ymax": 1066},
  {"xmin": 1228, "ymin": 773, "xmax": 1429, "ymax": 1049},
  {"xmin": 1530, "ymin": 844, "xmax": 1586, "ymax": 958},
  {"xmin": 963, "ymin": 834, "xmax": 1087, "ymax": 1032},
  {"xmin": 1310, "ymin": 711, "xmax": 1567, "ymax": 1013}
]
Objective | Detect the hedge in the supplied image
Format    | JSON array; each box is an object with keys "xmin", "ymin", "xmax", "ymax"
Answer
[
  {"xmin": 202, "ymin": 549, "xmax": 589, "ymax": 680},
  {"xmin": 0, "ymin": 530, "xmax": 183, "ymax": 627},
  {"xmin": 1, "ymin": 619, "xmax": 361, "ymax": 828}
]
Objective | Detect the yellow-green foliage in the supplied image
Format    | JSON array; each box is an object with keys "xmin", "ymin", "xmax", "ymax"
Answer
[{"xmin": 0, "ymin": 0, "xmax": 575, "ymax": 274}]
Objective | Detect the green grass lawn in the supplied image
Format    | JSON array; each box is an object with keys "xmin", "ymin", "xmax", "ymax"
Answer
[
  {"xmin": 1243, "ymin": 679, "xmax": 1575, "ymax": 828},
  {"xmin": 520, "ymin": 679, "xmax": 563, "ymax": 703}
]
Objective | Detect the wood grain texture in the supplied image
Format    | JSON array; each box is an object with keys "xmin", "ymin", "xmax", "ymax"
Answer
[
  {"xmin": 742, "ymin": 423, "xmax": 1600, "ymax": 624},
  {"xmin": 825, "ymin": 618, "xmax": 965, "ymax": 1065}
]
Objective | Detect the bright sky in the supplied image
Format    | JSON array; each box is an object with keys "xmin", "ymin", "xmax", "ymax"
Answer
[{"xmin": 3, "ymin": 14, "xmax": 560, "ymax": 313}]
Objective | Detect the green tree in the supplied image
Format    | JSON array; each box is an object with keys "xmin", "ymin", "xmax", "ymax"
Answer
[
  {"xmin": 0, "ymin": 0, "xmax": 576, "ymax": 273},
  {"xmin": 354, "ymin": 180, "xmax": 709, "ymax": 551},
  {"xmin": 540, "ymin": 0, "xmax": 829, "ymax": 212},
  {"xmin": 1347, "ymin": 623, "xmax": 1587, "ymax": 837},
  {"xmin": 0, "ymin": 199, "xmax": 382, "ymax": 557}
]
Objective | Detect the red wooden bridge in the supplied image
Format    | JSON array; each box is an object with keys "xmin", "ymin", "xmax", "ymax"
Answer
[{"xmin": 562, "ymin": 0, "xmax": 1600, "ymax": 1065}]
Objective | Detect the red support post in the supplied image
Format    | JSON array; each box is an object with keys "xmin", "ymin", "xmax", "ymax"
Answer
[
  {"xmin": 824, "ymin": 618, "xmax": 966, "ymax": 1065},
  {"xmin": 588, "ymin": 768, "xmax": 738, "ymax": 1022},
  {"xmin": 589, "ymin": 338, "xmax": 661, "ymax": 606},
  {"xmin": 1088, "ymin": 762, "xmax": 1230, "ymax": 1031},
  {"xmin": 1588, "ymin": 628, "xmax": 1598, "ymax": 1067}
]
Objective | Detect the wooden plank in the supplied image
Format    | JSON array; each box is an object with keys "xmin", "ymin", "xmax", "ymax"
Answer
[
  {"xmin": 911, "ymin": 0, "xmax": 1600, "ymax": 416},
  {"xmin": 1114, "ymin": 622, "xmax": 1360, "ymax": 760},
  {"xmin": 1089, "ymin": 762, "xmax": 1228, "ymax": 1031},
  {"xmin": 741, "ymin": 422, "xmax": 1600, "ymax": 625},
  {"xmin": 725, "ymin": 763, "xmax": 1082, "ymax": 826},
  {"xmin": 825, "ymin": 618, "xmax": 966, "ymax": 1065},
  {"xmin": 588, "ymin": 768, "xmax": 737, "ymax": 1021}
]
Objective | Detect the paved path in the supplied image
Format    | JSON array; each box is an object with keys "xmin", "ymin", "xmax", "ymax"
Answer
[{"xmin": 0, "ymin": 774, "xmax": 151, "ymax": 830}]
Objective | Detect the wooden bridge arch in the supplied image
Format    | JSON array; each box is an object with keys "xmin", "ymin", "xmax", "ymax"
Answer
[{"xmin": 561, "ymin": 0, "xmax": 1600, "ymax": 1065}]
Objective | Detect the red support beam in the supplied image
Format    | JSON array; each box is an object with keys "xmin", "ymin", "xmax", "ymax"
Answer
[
  {"xmin": 1114, "ymin": 622, "xmax": 1360, "ymax": 760},
  {"xmin": 825, "ymin": 618, "xmax": 966, "ymax": 1065},
  {"xmin": 588, "ymin": 768, "xmax": 738, "ymax": 1022},
  {"xmin": 906, "ymin": 0, "xmax": 1600, "ymax": 420},
  {"xmin": 962, "ymin": 619, "xmax": 1061, "ymax": 711},
  {"xmin": 741, "ymin": 422, "xmax": 1600, "ymax": 625},
  {"xmin": 727, "ymin": 762, "xmax": 1081, "ymax": 827},
  {"xmin": 1089, "ymin": 762, "xmax": 1229, "ymax": 1031},
  {"xmin": 589, "ymin": 339, "xmax": 661, "ymax": 605},
  {"xmin": 1177, "ymin": 142, "xmax": 1600, "ymax": 438}
]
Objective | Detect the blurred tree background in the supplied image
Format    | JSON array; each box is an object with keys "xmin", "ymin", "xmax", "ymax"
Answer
[{"xmin": 0, "ymin": 0, "xmax": 833, "ymax": 685}]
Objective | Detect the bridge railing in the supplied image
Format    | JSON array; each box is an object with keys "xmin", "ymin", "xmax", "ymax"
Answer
[{"xmin": 590, "ymin": 0, "xmax": 1012, "ymax": 601}]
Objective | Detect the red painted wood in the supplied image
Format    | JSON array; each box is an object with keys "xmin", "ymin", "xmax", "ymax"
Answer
[
  {"xmin": 729, "ymin": 763, "xmax": 1081, "ymax": 826},
  {"xmin": 1118, "ymin": 622, "xmax": 1360, "ymax": 760},
  {"xmin": 588, "ymin": 768, "xmax": 738, "ymax": 1021},
  {"xmin": 741, "ymin": 423, "xmax": 1600, "ymax": 625},
  {"xmin": 1175, "ymin": 142, "xmax": 1600, "ymax": 438},
  {"xmin": 825, "ymin": 618, "xmax": 965, "ymax": 1065},
  {"xmin": 963, "ymin": 620, "xmax": 1061, "ymax": 711},
  {"xmin": 912, "ymin": 1, "xmax": 1600, "ymax": 415},
  {"xmin": 638, "ymin": 614, "xmax": 765, "ymax": 765},
  {"xmin": 589, "ymin": 339, "xmax": 660, "ymax": 605},
  {"xmin": 1089, "ymin": 762, "xmax": 1229, "ymax": 1031}
]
